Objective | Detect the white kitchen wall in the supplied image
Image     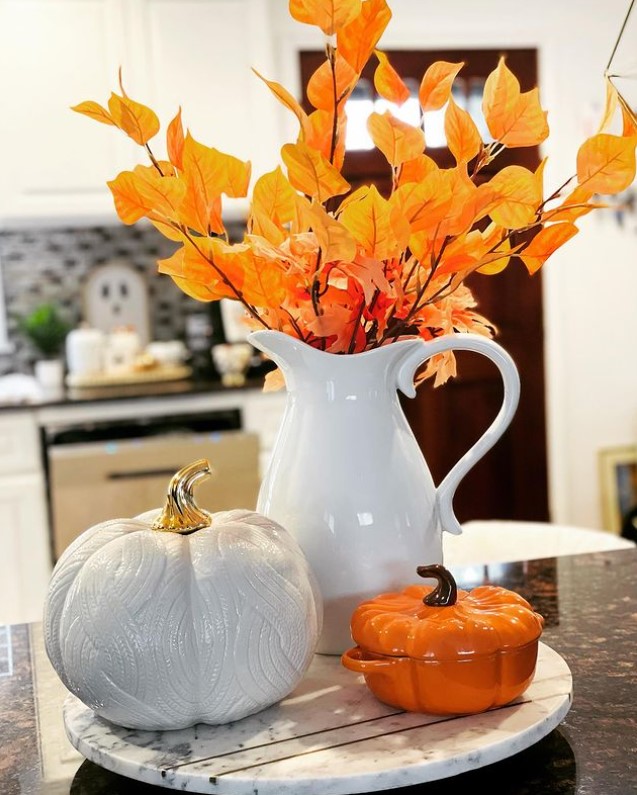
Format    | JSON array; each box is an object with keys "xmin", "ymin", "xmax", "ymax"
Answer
[{"xmin": 266, "ymin": 0, "xmax": 637, "ymax": 530}]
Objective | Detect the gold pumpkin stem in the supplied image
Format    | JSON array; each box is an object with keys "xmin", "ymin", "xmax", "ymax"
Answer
[
  {"xmin": 152, "ymin": 459, "xmax": 213, "ymax": 534},
  {"xmin": 417, "ymin": 564, "xmax": 458, "ymax": 607}
]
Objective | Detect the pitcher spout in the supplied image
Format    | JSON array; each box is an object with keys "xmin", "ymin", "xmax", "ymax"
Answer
[{"xmin": 250, "ymin": 330, "xmax": 426, "ymax": 395}]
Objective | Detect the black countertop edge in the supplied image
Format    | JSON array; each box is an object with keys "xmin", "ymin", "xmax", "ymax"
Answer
[{"xmin": 0, "ymin": 376, "xmax": 269, "ymax": 412}]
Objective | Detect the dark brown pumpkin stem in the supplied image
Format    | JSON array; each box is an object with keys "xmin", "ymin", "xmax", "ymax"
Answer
[{"xmin": 417, "ymin": 564, "xmax": 458, "ymax": 607}]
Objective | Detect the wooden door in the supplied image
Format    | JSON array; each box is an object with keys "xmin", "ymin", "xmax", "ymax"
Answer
[{"xmin": 300, "ymin": 49, "xmax": 549, "ymax": 522}]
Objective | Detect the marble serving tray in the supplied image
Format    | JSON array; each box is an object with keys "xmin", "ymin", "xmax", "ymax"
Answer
[{"xmin": 63, "ymin": 642, "xmax": 572, "ymax": 794}]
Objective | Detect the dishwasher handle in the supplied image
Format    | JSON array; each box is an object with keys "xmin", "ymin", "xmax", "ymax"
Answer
[{"xmin": 106, "ymin": 467, "xmax": 183, "ymax": 481}]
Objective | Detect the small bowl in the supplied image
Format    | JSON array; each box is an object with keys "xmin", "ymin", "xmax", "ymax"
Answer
[{"xmin": 342, "ymin": 639, "xmax": 540, "ymax": 715}]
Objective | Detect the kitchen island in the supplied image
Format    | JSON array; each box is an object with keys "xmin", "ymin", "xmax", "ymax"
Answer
[{"xmin": 1, "ymin": 547, "xmax": 635, "ymax": 794}]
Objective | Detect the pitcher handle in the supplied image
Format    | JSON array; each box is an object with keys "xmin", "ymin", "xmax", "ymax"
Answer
[{"xmin": 397, "ymin": 334, "xmax": 520, "ymax": 536}]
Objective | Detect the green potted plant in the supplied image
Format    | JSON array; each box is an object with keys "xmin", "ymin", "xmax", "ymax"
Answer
[{"xmin": 18, "ymin": 304, "xmax": 71, "ymax": 391}]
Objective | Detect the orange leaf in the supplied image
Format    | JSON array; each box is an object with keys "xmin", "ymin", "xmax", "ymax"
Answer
[
  {"xmin": 390, "ymin": 170, "xmax": 453, "ymax": 234},
  {"xmin": 289, "ymin": 0, "xmax": 362, "ymax": 35},
  {"xmin": 477, "ymin": 224, "xmax": 512, "ymax": 274},
  {"xmin": 337, "ymin": 254, "xmax": 392, "ymax": 303},
  {"xmin": 619, "ymin": 93, "xmax": 637, "ymax": 137},
  {"xmin": 107, "ymin": 93, "xmax": 159, "ymax": 145},
  {"xmin": 436, "ymin": 166, "xmax": 480, "ymax": 238},
  {"xmin": 253, "ymin": 69, "xmax": 309, "ymax": 134},
  {"xmin": 300, "ymin": 200, "xmax": 357, "ymax": 262},
  {"xmin": 374, "ymin": 50, "xmax": 410, "ymax": 106},
  {"xmin": 167, "ymin": 107, "xmax": 185, "ymax": 170},
  {"xmin": 179, "ymin": 133, "xmax": 250, "ymax": 234},
  {"xmin": 337, "ymin": 0, "xmax": 391, "ymax": 73},
  {"xmin": 519, "ymin": 223, "xmax": 579, "ymax": 274},
  {"xmin": 419, "ymin": 61, "xmax": 463, "ymax": 112},
  {"xmin": 249, "ymin": 167, "xmax": 298, "ymax": 244},
  {"xmin": 398, "ymin": 154, "xmax": 438, "ymax": 186},
  {"xmin": 158, "ymin": 239, "xmax": 247, "ymax": 301},
  {"xmin": 488, "ymin": 165, "xmax": 542, "ymax": 229},
  {"xmin": 71, "ymin": 100, "xmax": 115, "ymax": 126},
  {"xmin": 281, "ymin": 141, "xmax": 350, "ymax": 202},
  {"xmin": 307, "ymin": 53, "xmax": 358, "ymax": 111},
  {"xmin": 305, "ymin": 108, "xmax": 347, "ymax": 169},
  {"xmin": 444, "ymin": 95, "xmax": 482, "ymax": 163},
  {"xmin": 340, "ymin": 184, "xmax": 408, "ymax": 259},
  {"xmin": 482, "ymin": 58, "xmax": 548, "ymax": 148},
  {"xmin": 367, "ymin": 111, "xmax": 425, "ymax": 166},
  {"xmin": 107, "ymin": 171, "xmax": 154, "ymax": 224},
  {"xmin": 543, "ymin": 184, "xmax": 598, "ymax": 223},
  {"xmin": 576, "ymin": 133, "xmax": 637, "ymax": 194},
  {"xmin": 242, "ymin": 240, "xmax": 288, "ymax": 307}
]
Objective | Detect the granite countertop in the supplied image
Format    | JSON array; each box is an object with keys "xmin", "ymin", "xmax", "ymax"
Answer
[{"xmin": 1, "ymin": 548, "xmax": 636, "ymax": 794}]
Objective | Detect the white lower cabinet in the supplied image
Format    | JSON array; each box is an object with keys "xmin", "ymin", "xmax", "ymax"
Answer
[{"xmin": 0, "ymin": 472, "xmax": 51, "ymax": 626}]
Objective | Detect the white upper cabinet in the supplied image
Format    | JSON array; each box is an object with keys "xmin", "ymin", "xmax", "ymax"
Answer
[{"xmin": 0, "ymin": 0, "xmax": 281, "ymax": 225}]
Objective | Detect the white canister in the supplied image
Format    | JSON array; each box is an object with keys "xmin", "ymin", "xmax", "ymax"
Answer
[
  {"xmin": 104, "ymin": 327, "xmax": 141, "ymax": 373},
  {"xmin": 65, "ymin": 326, "xmax": 105, "ymax": 376}
]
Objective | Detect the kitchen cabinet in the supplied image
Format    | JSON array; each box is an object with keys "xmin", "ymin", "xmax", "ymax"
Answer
[
  {"xmin": 0, "ymin": 0, "xmax": 280, "ymax": 225},
  {"xmin": 0, "ymin": 384, "xmax": 286, "ymax": 624},
  {"xmin": 0, "ymin": 412, "xmax": 51, "ymax": 626}
]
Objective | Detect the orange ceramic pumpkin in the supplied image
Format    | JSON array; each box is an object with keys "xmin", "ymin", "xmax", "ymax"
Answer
[{"xmin": 341, "ymin": 564, "xmax": 544, "ymax": 715}]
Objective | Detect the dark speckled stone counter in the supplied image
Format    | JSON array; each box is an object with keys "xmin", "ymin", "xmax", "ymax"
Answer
[{"xmin": 1, "ymin": 548, "xmax": 636, "ymax": 794}]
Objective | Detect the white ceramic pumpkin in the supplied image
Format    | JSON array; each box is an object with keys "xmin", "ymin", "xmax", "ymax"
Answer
[{"xmin": 44, "ymin": 459, "xmax": 322, "ymax": 731}]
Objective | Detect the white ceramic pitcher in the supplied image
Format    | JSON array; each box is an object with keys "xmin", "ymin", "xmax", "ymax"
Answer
[{"xmin": 249, "ymin": 330, "xmax": 520, "ymax": 654}]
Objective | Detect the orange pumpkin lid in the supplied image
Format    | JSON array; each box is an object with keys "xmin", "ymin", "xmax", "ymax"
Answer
[{"xmin": 350, "ymin": 564, "xmax": 544, "ymax": 661}]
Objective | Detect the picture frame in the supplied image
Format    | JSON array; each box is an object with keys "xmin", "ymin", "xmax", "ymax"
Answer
[{"xmin": 599, "ymin": 445, "xmax": 637, "ymax": 535}]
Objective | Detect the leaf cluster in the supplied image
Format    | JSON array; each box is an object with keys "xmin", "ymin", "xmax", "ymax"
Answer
[{"xmin": 72, "ymin": 0, "xmax": 637, "ymax": 386}]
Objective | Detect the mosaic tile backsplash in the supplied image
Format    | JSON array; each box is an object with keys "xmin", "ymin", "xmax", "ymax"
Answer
[{"xmin": 0, "ymin": 224, "xmax": 238, "ymax": 374}]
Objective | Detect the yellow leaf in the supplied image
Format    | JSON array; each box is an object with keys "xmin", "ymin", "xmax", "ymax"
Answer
[
  {"xmin": 419, "ymin": 61, "xmax": 464, "ymax": 112},
  {"xmin": 340, "ymin": 184, "xmax": 407, "ymax": 259},
  {"xmin": 132, "ymin": 164, "xmax": 186, "ymax": 218},
  {"xmin": 289, "ymin": 0, "xmax": 362, "ymax": 35},
  {"xmin": 71, "ymin": 100, "xmax": 114, "ymax": 126},
  {"xmin": 519, "ymin": 223, "xmax": 579, "ymax": 274},
  {"xmin": 367, "ymin": 111, "xmax": 425, "ymax": 166},
  {"xmin": 242, "ymin": 242, "xmax": 288, "ymax": 307},
  {"xmin": 253, "ymin": 69, "xmax": 309, "ymax": 134},
  {"xmin": 597, "ymin": 78, "xmax": 619, "ymax": 134},
  {"xmin": 282, "ymin": 141, "xmax": 350, "ymax": 202},
  {"xmin": 482, "ymin": 58, "xmax": 548, "ymax": 148},
  {"xmin": 444, "ymin": 95, "xmax": 482, "ymax": 163},
  {"xmin": 107, "ymin": 171, "xmax": 154, "ymax": 224},
  {"xmin": 249, "ymin": 167, "xmax": 298, "ymax": 245},
  {"xmin": 477, "ymin": 224, "xmax": 512, "ymax": 274},
  {"xmin": 337, "ymin": 0, "xmax": 391, "ymax": 73},
  {"xmin": 301, "ymin": 200, "xmax": 358, "ymax": 262},
  {"xmin": 488, "ymin": 165, "xmax": 542, "ymax": 229},
  {"xmin": 374, "ymin": 50, "xmax": 411, "ymax": 106},
  {"xmin": 107, "ymin": 93, "xmax": 159, "ymax": 145},
  {"xmin": 264, "ymin": 368, "xmax": 286, "ymax": 392},
  {"xmin": 307, "ymin": 53, "xmax": 358, "ymax": 111},
  {"xmin": 167, "ymin": 107, "xmax": 184, "ymax": 170},
  {"xmin": 576, "ymin": 132, "xmax": 637, "ymax": 194}
]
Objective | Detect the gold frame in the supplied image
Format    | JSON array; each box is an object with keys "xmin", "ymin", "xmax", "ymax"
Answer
[{"xmin": 599, "ymin": 445, "xmax": 637, "ymax": 535}]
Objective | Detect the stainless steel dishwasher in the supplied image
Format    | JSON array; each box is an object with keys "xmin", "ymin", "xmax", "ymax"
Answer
[{"xmin": 44, "ymin": 410, "xmax": 260, "ymax": 558}]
